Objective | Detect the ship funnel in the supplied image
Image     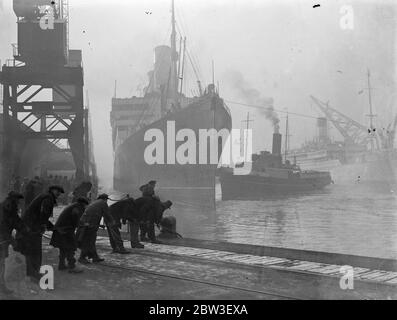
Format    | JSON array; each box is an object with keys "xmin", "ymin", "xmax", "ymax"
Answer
[
  {"xmin": 272, "ymin": 133, "xmax": 282, "ymax": 155},
  {"xmin": 154, "ymin": 45, "xmax": 172, "ymax": 91}
]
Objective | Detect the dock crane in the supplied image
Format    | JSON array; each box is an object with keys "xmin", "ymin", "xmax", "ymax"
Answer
[
  {"xmin": 310, "ymin": 95, "xmax": 377, "ymax": 149},
  {"xmin": 311, "ymin": 95, "xmax": 397, "ymax": 152},
  {"xmin": 1, "ymin": 0, "xmax": 96, "ymax": 190}
]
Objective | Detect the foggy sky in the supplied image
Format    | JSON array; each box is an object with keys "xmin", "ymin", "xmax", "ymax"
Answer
[{"xmin": 1, "ymin": 0, "xmax": 396, "ymax": 188}]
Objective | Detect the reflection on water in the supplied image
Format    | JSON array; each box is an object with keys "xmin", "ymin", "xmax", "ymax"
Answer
[{"xmin": 170, "ymin": 182, "xmax": 397, "ymax": 259}]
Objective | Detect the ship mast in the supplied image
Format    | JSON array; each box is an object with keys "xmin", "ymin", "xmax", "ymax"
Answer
[
  {"xmin": 241, "ymin": 112, "xmax": 254, "ymax": 162},
  {"xmin": 366, "ymin": 69, "xmax": 376, "ymax": 152},
  {"xmin": 171, "ymin": 0, "xmax": 179, "ymax": 106},
  {"xmin": 179, "ymin": 37, "xmax": 187, "ymax": 95},
  {"xmin": 284, "ymin": 111, "xmax": 289, "ymax": 162}
]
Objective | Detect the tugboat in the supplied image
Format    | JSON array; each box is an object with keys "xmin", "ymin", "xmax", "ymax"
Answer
[{"xmin": 219, "ymin": 131, "xmax": 332, "ymax": 200}]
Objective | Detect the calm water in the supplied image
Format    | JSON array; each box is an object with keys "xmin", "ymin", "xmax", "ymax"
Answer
[{"xmin": 171, "ymin": 182, "xmax": 397, "ymax": 259}]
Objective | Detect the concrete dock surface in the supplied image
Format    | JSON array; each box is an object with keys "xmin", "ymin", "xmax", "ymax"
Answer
[{"xmin": 1, "ymin": 231, "xmax": 396, "ymax": 300}]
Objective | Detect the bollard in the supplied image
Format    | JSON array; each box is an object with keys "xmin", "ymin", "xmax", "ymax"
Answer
[{"xmin": 158, "ymin": 216, "xmax": 179, "ymax": 239}]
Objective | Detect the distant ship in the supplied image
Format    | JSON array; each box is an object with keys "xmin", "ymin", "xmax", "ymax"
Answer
[
  {"xmin": 287, "ymin": 92, "xmax": 397, "ymax": 186},
  {"xmin": 111, "ymin": 1, "xmax": 232, "ymax": 209},
  {"xmin": 219, "ymin": 131, "xmax": 332, "ymax": 200}
]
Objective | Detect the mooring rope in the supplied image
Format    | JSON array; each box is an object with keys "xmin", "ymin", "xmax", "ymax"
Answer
[{"xmin": 108, "ymin": 194, "xmax": 130, "ymax": 202}]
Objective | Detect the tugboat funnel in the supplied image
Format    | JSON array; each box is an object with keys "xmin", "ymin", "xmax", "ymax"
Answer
[{"xmin": 272, "ymin": 133, "xmax": 282, "ymax": 156}]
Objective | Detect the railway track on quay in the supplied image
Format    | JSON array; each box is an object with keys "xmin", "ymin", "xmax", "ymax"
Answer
[{"xmin": 97, "ymin": 261, "xmax": 303, "ymax": 300}]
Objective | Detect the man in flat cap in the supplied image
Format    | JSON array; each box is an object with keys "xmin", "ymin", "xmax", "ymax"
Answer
[
  {"xmin": 18, "ymin": 185, "xmax": 64, "ymax": 282},
  {"xmin": 77, "ymin": 194, "xmax": 115, "ymax": 264},
  {"xmin": 23, "ymin": 176, "xmax": 42, "ymax": 210},
  {"xmin": 0, "ymin": 192, "xmax": 27, "ymax": 295},
  {"xmin": 72, "ymin": 181, "xmax": 93, "ymax": 203},
  {"xmin": 50, "ymin": 197, "xmax": 89, "ymax": 273},
  {"xmin": 139, "ymin": 180, "xmax": 157, "ymax": 198}
]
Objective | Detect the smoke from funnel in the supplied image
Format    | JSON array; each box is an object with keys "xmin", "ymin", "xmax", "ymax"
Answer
[
  {"xmin": 260, "ymin": 103, "xmax": 280, "ymax": 133},
  {"xmin": 226, "ymin": 70, "xmax": 280, "ymax": 132}
]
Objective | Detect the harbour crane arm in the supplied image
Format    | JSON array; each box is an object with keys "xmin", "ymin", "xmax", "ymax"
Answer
[{"xmin": 310, "ymin": 95, "xmax": 373, "ymax": 147}]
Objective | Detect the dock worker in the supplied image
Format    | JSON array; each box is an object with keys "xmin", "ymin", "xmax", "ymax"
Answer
[
  {"xmin": 50, "ymin": 197, "xmax": 89, "ymax": 273},
  {"xmin": 12, "ymin": 176, "xmax": 22, "ymax": 193},
  {"xmin": 138, "ymin": 199, "xmax": 173, "ymax": 244},
  {"xmin": 23, "ymin": 176, "xmax": 42, "ymax": 209},
  {"xmin": 139, "ymin": 180, "xmax": 158, "ymax": 241},
  {"xmin": 72, "ymin": 181, "xmax": 93, "ymax": 203},
  {"xmin": 0, "ymin": 192, "xmax": 27, "ymax": 295},
  {"xmin": 139, "ymin": 180, "xmax": 157, "ymax": 198},
  {"xmin": 77, "ymin": 194, "xmax": 116, "ymax": 264},
  {"xmin": 107, "ymin": 196, "xmax": 140, "ymax": 253},
  {"xmin": 17, "ymin": 186, "xmax": 64, "ymax": 283}
]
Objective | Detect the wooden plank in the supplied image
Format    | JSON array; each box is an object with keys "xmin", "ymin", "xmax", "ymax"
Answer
[
  {"xmin": 192, "ymin": 250, "xmax": 222, "ymax": 257},
  {"xmin": 288, "ymin": 262, "xmax": 325, "ymax": 271},
  {"xmin": 193, "ymin": 252, "xmax": 231, "ymax": 259},
  {"xmin": 242, "ymin": 256, "xmax": 284, "ymax": 265},
  {"xmin": 352, "ymin": 268, "xmax": 372, "ymax": 277},
  {"xmin": 210, "ymin": 253, "xmax": 243, "ymax": 260},
  {"xmin": 258, "ymin": 257, "xmax": 288, "ymax": 265},
  {"xmin": 222, "ymin": 254, "xmax": 252, "ymax": 261},
  {"xmin": 173, "ymin": 248, "xmax": 204, "ymax": 254},
  {"xmin": 233, "ymin": 255, "xmax": 260, "ymax": 262},
  {"xmin": 307, "ymin": 265, "xmax": 339, "ymax": 274},
  {"xmin": 369, "ymin": 272, "xmax": 397, "ymax": 282},
  {"xmin": 263, "ymin": 258, "xmax": 289, "ymax": 265},
  {"xmin": 313, "ymin": 265, "xmax": 342, "ymax": 274},
  {"xmin": 385, "ymin": 277, "xmax": 397, "ymax": 284},
  {"xmin": 359, "ymin": 271, "xmax": 387, "ymax": 280}
]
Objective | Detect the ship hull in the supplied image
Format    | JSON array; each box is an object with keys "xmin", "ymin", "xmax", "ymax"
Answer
[
  {"xmin": 113, "ymin": 94, "xmax": 232, "ymax": 210},
  {"xmin": 290, "ymin": 149, "xmax": 397, "ymax": 187},
  {"xmin": 219, "ymin": 170, "xmax": 332, "ymax": 200}
]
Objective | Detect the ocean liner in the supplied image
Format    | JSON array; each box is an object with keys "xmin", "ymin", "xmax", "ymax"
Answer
[{"xmin": 110, "ymin": 1, "xmax": 232, "ymax": 209}]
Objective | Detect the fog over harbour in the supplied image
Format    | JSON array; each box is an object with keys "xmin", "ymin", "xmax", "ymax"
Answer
[
  {"xmin": 2, "ymin": 0, "xmax": 396, "ymax": 187},
  {"xmin": 1, "ymin": 0, "xmax": 397, "ymax": 301}
]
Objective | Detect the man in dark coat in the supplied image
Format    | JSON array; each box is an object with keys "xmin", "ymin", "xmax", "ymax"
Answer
[
  {"xmin": 0, "ymin": 192, "xmax": 26, "ymax": 295},
  {"xmin": 138, "ymin": 180, "xmax": 157, "ymax": 241},
  {"xmin": 19, "ymin": 185, "xmax": 64, "ymax": 282},
  {"xmin": 139, "ymin": 180, "xmax": 156, "ymax": 198},
  {"xmin": 13, "ymin": 176, "xmax": 22, "ymax": 193},
  {"xmin": 50, "ymin": 197, "xmax": 89, "ymax": 273},
  {"xmin": 72, "ymin": 181, "xmax": 93, "ymax": 203},
  {"xmin": 107, "ymin": 197, "xmax": 137, "ymax": 253},
  {"xmin": 77, "ymin": 194, "xmax": 115, "ymax": 264},
  {"xmin": 137, "ymin": 198, "xmax": 172, "ymax": 244},
  {"xmin": 23, "ymin": 178, "xmax": 39, "ymax": 209}
]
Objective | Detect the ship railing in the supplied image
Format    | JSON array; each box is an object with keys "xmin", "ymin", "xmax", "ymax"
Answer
[
  {"xmin": 222, "ymin": 101, "xmax": 232, "ymax": 119},
  {"xmin": 5, "ymin": 59, "xmax": 25, "ymax": 67}
]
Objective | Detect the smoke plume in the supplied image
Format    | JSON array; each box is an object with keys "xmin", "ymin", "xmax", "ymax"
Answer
[{"xmin": 225, "ymin": 70, "xmax": 280, "ymax": 132}]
